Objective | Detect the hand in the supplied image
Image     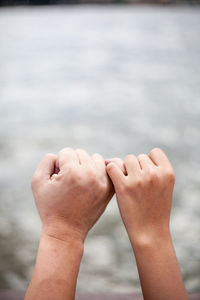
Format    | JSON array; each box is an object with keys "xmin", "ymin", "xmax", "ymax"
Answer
[
  {"xmin": 106, "ymin": 150, "xmax": 188, "ymax": 300},
  {"xmin": 31, "ymin": 148, "xmax": 114, "ymax": 243},
  {"xmin": 106, "ymin": 148, "xmax": 175, "ymax": 246}
]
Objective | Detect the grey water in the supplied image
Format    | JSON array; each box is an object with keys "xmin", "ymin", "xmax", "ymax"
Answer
[{"xmin": 0, "ymin": 4, "xmax": 200, "ymax": 292}]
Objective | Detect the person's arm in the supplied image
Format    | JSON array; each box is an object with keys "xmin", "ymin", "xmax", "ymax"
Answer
[
  {"xmin": 25, "ymin": 148, "xmax": 114, "ymax": 300},
  {"xmin": 106, "ymin": 148, "xmax": 188, "ymax": 300},
  {"xmin": 25, "ymin": 232, "xmax": 83, "ymax": 300}
]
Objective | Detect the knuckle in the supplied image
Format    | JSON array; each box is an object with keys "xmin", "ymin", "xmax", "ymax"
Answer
[
  {"xmin": 87, "ymin": 168, "xmax": 96, "ymax": 184},
  {"xmin": 124, "ymin": 183, "xmax": 131, "ymax": 193},
  {"xmin": 146, "ymin": 170, "xmax": 158, "ymax": 185},
  {"xmin": 165, "ymin": 169, "xmax": 175, "ymax": 183},
  {"xmin": 68, "ymin": 165, "xmax": 76, "ymax": 176},
  {"xmin": 125, "ymin": 154, "xmax": 136, "ymax": 164},
  {"xmin": 89, "ymin": 175, "xmax": 96, "ymax": 185},
  {"xmin": 31, "ymin": 173, "xmax": 39, "ymax": 188},
  {"xmin": 137, "ymin": 153, "xmax": 146, "ymax": 159},
  {"xmin": 133, "ymin": 178, "xmax": 143, "ymax": 188},
  {"xmin": 125, "ymin": 154, "xmax": 135, "ymax": 160},
  {"xmin": 92, "ymin": 153, "xmax": 103, "ymax": 161},
  {"xmin": 158, "ymin": 168, "xmax": 175, "ymax": 185},
  {"xmin": 68, "ymin": 169, "xmax": 80, "ymax": 185},
  {"xmin": 115, "ymin": 158, "xmax": 124, "ymax": 164},
  {"xmin": 70, "ymin": 174, "xmax": 78, "ymax": 185},
  {"xmin": 151, "ymin": 171, "xmax": 159, "ymax": 182}
]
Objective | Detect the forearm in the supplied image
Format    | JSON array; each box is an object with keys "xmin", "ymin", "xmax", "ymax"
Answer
[
  {"xmin": 131, "ymin": 231, "xmax": 188, "ymax": 300},
  {"xmin": 25, "ymin": 232, "xmax": 84, "ymax": 300}
]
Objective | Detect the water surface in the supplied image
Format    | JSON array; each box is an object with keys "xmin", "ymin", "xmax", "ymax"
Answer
[{"xmin": 0, "ymin": 5, "xmax": 200, "ymax": 292}]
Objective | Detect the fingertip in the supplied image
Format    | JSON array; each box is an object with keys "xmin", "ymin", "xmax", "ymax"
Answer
[
  {"xmin": 149, "ymin": 147, "xmax": 172, "ymax": 168},
  {"xmin": 106, "ymin": 161, "xmax": 122, "ymax": 175},
  {"xmin": 45, "ymin": 153, "xmax": 57, "ymax": 162},
  {"xmin": 106, "ymin": 161, "xmax": 115, "ymax": 171},
  {"xmin": 149, "ymin": 147, "xmax": 163, "ymax": 156}
]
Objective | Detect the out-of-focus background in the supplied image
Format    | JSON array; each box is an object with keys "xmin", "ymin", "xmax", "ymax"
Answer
[{"xmin": 0, "ymin": 1, "xmax": 200, "ymax": 294}]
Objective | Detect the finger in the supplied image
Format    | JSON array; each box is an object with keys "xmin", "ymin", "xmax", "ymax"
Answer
[
  {"xmin": 76, "ymin": 149, "xmax": 92, "ymax": 166},
  {"xmin": 34, "ymin": 153, "xmax": 57, "ymax": 180},
  {"xmin": 149, "ymin": 148, "xmax": 172, "ymax": 168},
  {"xmin": 137, "ymin": 154, "xmax": 155, "ymax": 170},
  {"xmin": 124, "ymin": 154, "xmax": 141, "ymax": 175},
  {"xmin": 106, "ymin": 162, "xmax": 125, "ymax": 190},
  {"xmin": 92, "ymin": 153, "xmax": 106, "ymax": 173},
  {"xmin": 105, "ymin": 158, "xmax": 126, "ymax": 175},
  {"xmin": 93, "ymin": 154, "xmax": 115, "ymax": 197},
  {"xmin": 58, "ymin": 147, "xmax": 79, "ymax": 170}
]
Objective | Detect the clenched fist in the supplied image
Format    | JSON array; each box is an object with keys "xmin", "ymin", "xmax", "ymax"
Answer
[
  {"xmin": 106, "ymin": 148, "xmax": 175, "ymax": 246},
  {"xmin": 32, "ymin": 148, "xmax": 114, "ymax": 242}
]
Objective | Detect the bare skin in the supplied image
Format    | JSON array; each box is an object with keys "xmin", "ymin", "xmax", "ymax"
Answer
[
  {"xmin": 25, "ymin": 148, "xmax": 114, "ymax": 300},
  {"xmin": 106, "ymin": 148, "xmax": 188, "ymax": 300},
  {"xmin": 26, "ymin": 146, "xmax": 188, "ymax": 300}
]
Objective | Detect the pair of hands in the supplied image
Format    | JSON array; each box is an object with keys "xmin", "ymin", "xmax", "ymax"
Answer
[
  {"xmin": 32, "ymin": 147, "xmax": 175, "ymax": 247},
  {"xmin": 27, "ymin": 147, "xmax": 188, "ymax": 300}
]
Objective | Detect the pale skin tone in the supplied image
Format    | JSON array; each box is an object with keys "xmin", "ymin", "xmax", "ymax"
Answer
[
  {"xmin": 25, "ymin": 148, "xmax": 114, "ymax": 300},
  {"xmin": 106, "ymin": 148, "xmax": 188, "ymax": 300},
  {"xmin": 25, "ymin": 147, "xmax": 188, "ymax": 300}
]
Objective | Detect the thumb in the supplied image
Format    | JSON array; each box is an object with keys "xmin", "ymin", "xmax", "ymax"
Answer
[
  {"xmin": 106, "ymin": 162, "xmax": 124, "ymax": 190},
  {"xmin": 33, "ymin": 153, "xmax": 57, "ymax": 182}
]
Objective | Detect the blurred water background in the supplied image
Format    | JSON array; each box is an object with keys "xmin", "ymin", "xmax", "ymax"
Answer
[{"xmin": 0, "ymin": 4, "xmax": 200, "ymax": 293}]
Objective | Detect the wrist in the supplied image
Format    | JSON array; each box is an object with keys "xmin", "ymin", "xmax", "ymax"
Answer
[
  {"xmin": 41, "ymin": 218, "xmax": 86, "ymax": 244},
  {"xmin": 129, "ymin": 227, "xmax": 172, "ymax": 252},
  {"xmin": 41, "ymin": 225, "xmax": 85, "ymax": 255}
]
